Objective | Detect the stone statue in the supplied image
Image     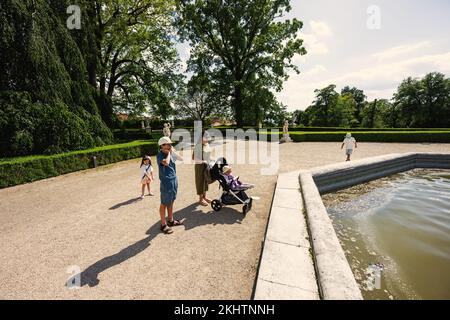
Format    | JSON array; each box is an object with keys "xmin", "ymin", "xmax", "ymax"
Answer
[
  {"xmin": 281, "ymin": 120, "xmax": 292, "ymax": 143},
  {"xmin": 163, "ymin": 123, "xmax": 171, "ymax": 137}
]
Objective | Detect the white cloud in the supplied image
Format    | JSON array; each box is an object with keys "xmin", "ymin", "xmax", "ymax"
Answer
[
  {"xmin": 372, "ymin": 41, "xmax": 432, "ymax": 60},
  {"xmin": 295, "ymin": 20, "xmax": 333, "ymax": 61},
  {"xmin": 333, "ymin": 51, "xmax": 450, "ymax": 88},
  {"xmin": 310, "ymin": 20, "xmax": 333, "ymax": 37},
  {"xmin": 304, "ymin": 64, "xmax": 328, "ymax": 76},
  {"xmin": 297, "ymin": 32, "xmax": 329, "ymax": 58},
  {"xmin": 278, "ymin": 51, "xmax": 450, "ymax": 111}
]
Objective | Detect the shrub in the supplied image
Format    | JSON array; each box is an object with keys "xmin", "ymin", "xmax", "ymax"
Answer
[
  {"xmin": 0, "ymin": 91, "xmax": 113, "ymax": 157},
  {"xmin": 0, "ymin": 140, "xmax": 157, "ymax": 189},
  {"xmin": 287, "ymin": 127, "xmax": 450, "ymax": 132},
  {"xmin": 112, "ymin": 129, "xmax": 161, "ymax": 142},
  {"xmin": 288, "ymin": 131, "xmax": 450, "ymax": 143}
]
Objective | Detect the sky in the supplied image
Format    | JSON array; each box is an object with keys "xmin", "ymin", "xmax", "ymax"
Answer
[{"xmin": 177, "ymin": 0, "xmax": 450, "ymax": 111}]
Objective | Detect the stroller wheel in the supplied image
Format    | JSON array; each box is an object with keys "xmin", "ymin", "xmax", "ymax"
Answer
[
  {"xmin": 243, "ymin": 198, "xmax": 252, "ymax": 215},
  {"xmin": 211, "ymin": 199, "xmax": 222, "ymax": 212}
]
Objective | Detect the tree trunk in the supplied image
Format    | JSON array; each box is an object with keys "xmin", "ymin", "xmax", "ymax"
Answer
[
  {"xmin": 97, "ymin": 77, "xmax": 114, "ymax": 127},
  {"xmin": 234, "ymin": 85, "xmax": 244, "ymax": 127},
  {"xmin": 370, "ymin": 99, "xmax": 377, "ymax": 128}
]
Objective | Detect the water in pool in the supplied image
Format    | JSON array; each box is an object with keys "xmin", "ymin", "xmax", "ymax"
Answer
[{"xmin": 322, "ymin": 169, "xmax": 450, "ymax": 300}]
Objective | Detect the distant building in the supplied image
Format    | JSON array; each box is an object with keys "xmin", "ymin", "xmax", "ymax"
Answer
[
  {"xmin": 116, "ymin": 113, "xmax": 129, "ymax": 121},
  {"xmin": 210, "ymin": 117, "xmax": 235, "ymax": 127}
]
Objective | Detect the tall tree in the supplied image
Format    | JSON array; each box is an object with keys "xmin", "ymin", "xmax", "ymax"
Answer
[
  {"xmin": 393, "ymin": 73, "xmax": 450, "ymax": 127},
  {"xmin": 360, "ymin": 99, "xmax": 391, "ymax": 128},
  {"xmin": 330, "ymin": 93, "xmax": 357, "ymax": 127},
  {"xmin": 341, "ymin": 86, "xmax": 366, "ymax": 126},
  {"xmin": 175, "ymin": 73, "xmax": 221, "ymax": 124},
  {"xmin": 307, "ymin": 85, "xmax": 339, "ymax": 126},
  {"xmin": 92, "ymin": 0, "xmax": 181, "ymax": 124},
  {"xmin": 176, "ymin": 0, "xmax": 306, "ymax": 127},
  {"xmin": 0, "ymin": 0, "xmax": 112, "ymax": 156},
  {"xmin": 392, "ymin": 77, "xmax": 423, "ymax": 127},
  {"xmin": 292, "ymin": 109, "xmax": 309, "ymax": 126},
  {"xmin": 419, "ymin": 72, "xmax": 450, "ymax": 127}
]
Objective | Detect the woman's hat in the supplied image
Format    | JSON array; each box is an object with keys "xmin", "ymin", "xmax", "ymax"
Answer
[
  {"xmin": 222, "ymin": 165, "xmax": 232, "ymax": 173},
  {"xmin": 158, "ymin": 136, "xmax": 173, "ymax": 146},
  {"xmin": 346, "ymin": 133, "xmax": 352, "ymax": 138}
]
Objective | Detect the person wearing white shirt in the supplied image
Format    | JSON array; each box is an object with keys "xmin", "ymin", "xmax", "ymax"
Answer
[
  {"xmin": 140, "ymin": 155, "xmax": 154, "ymax": 198},
  {"xmin": 341, "ymin": 133, "xmax": 357, "ymax": 161}
]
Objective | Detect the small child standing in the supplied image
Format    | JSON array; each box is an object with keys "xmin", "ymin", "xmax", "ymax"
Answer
[
  {"xmin": 341, "ymin": 133, "xmax": 357, "ymax": 161},
  {"xmin": 140, "ymin": 155, "xmax": 154, "ymax": 198}
]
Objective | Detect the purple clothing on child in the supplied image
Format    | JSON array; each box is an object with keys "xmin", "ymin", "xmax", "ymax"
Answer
[{"xmin": 224, "ymin": 174, "xmax": 242, "ymax": 190}]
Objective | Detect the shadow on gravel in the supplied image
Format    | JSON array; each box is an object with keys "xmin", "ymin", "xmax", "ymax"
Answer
[
  {"xmin": 109, "ymin": 197, "xmax": 143, "ymax": 210},
  {"xmin": 68, "ymin": 202, "xmax": 245, "ymax": 287},
  {"xmin": 168, "ymin": 203, "xmax": 244, "ymax": 232}
]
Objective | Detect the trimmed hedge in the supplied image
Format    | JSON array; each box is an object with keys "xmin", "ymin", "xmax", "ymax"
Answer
[
  {"xmin": 0, "ymin": 140, "xmax": 158, "ymax": 189},
  {"xmin": 288, "ymin": 131, "xmax": 450, "ymax": 143},
  {"xmin": 289, "ymin": 127, "xmax": 450, "ymax": 132},
  {"xmin": 2, "ymin": 130, "xmax": 449, "ymax": 188},
  {"xmin": 210, "ymin": 125, "xmax": 450, "ymax": 131},
  {"xmin": 112, "ymin": 129, "xmax": 162, "ymax": 142}
]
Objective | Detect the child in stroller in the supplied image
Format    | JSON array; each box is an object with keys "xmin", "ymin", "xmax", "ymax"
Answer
[
  {"xmin": 222, "ymin": 165, "xmax": 255, "ymax": 191},
  {"xmin": 208, "ymin": 158, "xmax": 254, "ymax": 215}
]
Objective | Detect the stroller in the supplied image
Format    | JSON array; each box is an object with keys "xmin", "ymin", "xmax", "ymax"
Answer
[{"xmin": 208, "ymin": 158, "xmax": 253, "ymax": 215}]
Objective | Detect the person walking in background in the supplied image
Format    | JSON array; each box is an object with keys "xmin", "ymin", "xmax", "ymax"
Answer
[
  {"xmin": 140, "ymin": 155, "xmax": 154, "ymax": 198},
  {"xmin": 192, "ymin": 131, "xmax": 213, "ymax": 206},
  {"xmin": 341, "ymin": 133, "xmax": 357, "ymax": 161},
  {"xmin": 157, "ymin": 136, "xmax": 185, "ymax": 234}
]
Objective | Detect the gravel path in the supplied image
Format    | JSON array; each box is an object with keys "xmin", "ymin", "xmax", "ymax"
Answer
[{"xmin": 0, "ymin": 141, "xmax": 448, "ymax": 299}]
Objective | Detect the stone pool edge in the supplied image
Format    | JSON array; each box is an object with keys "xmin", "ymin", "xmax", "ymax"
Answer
[{"xmin": 254, "ymin": 152, "xmax": 450, "ymax": 300}]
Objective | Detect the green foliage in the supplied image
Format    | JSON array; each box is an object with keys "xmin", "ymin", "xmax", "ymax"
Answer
[
  {"xmin": 0, "ymin": 140, "xmax": 158, "ymax": 188},
  {"xmin": 341, "ymin": 86, "xmax": 366, "ymax": 125},
  {"xmin": 0, "ymin": 91, "xmax": 112, "ymax": 156},
  {"xmin": 287, "ymin": 131, "xmax": 450, "ymax": 143},
  {"xmin": 330, "ymin": 94, "xmax": 357, "ymax": 127},
  {"xmin": 307, "ymin": 85, "xmax": 340, "ymax": 126},
  {"xmin": 0, "ymin": 0, "xmax": 112, "ymax": 157},
  {"xmin": 176, "ymin": 0, "xmax": 306, "ymax": 126},
  {"xmin": 175, "ymin": 72, "xmax": 223, "ymax": 124},
  {"xmin": 360, "ymin": 99, "xmax": 391, "ymax": 128},
  {"xmin": 287, "ymin": 127, "xmax": 450, "ymax": 132},
  {"xmin": 112, "ymin": 129, "xmax": 160, "ymax": 142},
  {"xmin": 300, "ymin": 73, "xmax": 449, "ymax": 129},
  {"xmin": 94, "ymin": 0, "xmax": 182, "ymax": 121},
  {"xmin": 393, "ymin": 72, "xmax": 450, "ymax": 127}
]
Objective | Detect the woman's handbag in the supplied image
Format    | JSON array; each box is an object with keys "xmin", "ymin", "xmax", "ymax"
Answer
[{"xmin": 203, "ymin": 163, "xmax": 215, "ymax": 184}]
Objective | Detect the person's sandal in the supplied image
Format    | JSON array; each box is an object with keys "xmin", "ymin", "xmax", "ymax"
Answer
[
  {"xmin": 167, "ymin": 218, "xmax": 186, "ymax": 227},
  {"xmin": 160, "ymin": 224, "xmax": 173, "ymax": 234}
]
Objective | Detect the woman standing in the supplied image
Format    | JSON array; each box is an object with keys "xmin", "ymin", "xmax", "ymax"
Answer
[{"xmin": 192, "ymin": 132, "xmax": 212, "ymax": 206}]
